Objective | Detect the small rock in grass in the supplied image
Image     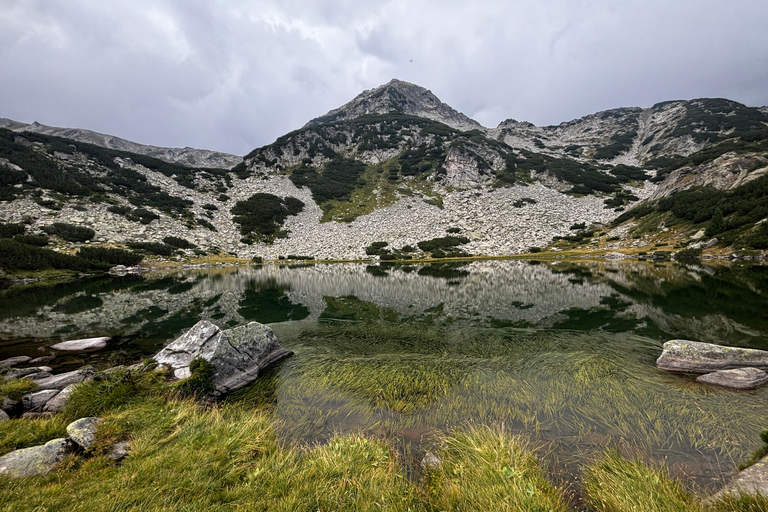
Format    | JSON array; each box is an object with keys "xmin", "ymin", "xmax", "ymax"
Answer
[
  {"xmin": 0, "ymin": 409, "xmax": 8, "ymax": 422},
  {"xmin": 108, "ymin": 441, "xmax": 130, "ymax": 461},
  {"xmin": 66, "ymin": 417, "xmax": 102, "ymax": 450},
  {"xmin": 50, "ymin": 337, "xmax": 109, "ymax": 351},
  {"xmin": 696, "ymin": 368, "xmax": 768, "ymax": 390},
  {"xmin": 421, "ymin": 452, "xmax": 442, "ymax": 469}
]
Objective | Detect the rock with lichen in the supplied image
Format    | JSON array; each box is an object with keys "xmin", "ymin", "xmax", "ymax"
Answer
[
  {"xmin": 656, "ymin": 340, "xmax": 768, "ymax": 373},
  {"xmin": 0, "ymin": 438, "xmax": 75, "ymax": 477},
  {"xmin": 153, "ymin": 320, "xmax": 293, "ymax": 397},
  {"xmin": 66, "ymin": 417, "xmax": 102, "ymax": 451}
]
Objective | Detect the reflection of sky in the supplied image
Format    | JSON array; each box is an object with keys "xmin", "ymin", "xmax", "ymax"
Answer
[{"xmin": 0, "ymin": 261, "xmax": 766, "ymax": 350}]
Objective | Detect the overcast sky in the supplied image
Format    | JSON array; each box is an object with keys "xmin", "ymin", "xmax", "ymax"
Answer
[{"xmin": 2, "ymin": 0, "xmax": 767, "ymax": 156}]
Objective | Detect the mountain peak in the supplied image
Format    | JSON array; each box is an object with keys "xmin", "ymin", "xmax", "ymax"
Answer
[{"xmin": 305, "ymin": 79, "xmax": 483, "ymax": 131}]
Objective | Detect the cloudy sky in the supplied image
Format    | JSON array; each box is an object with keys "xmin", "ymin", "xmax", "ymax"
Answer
[{"xmin": 2, "ymin": 0, "xmax": 767, "ymax": 156}]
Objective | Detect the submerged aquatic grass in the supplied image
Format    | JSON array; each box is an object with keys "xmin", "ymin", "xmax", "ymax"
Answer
[{"xmin": 229, "ymin": 321, "xmax": 768, "ymax": 490}]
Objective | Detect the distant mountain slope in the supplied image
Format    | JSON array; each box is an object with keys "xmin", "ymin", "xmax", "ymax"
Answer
[{"xmin": 0, "ymin": 118, "xmax": 242, "ymax": 169}]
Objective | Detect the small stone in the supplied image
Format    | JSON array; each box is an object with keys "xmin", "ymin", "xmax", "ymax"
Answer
[
  {"xmin": 1, "ymin": 397, "xmax": 19, "ymax": 413},
  {"xmin": 0, "ymin": 409, "xmax": 8, "ymax": 422},
  {"xmin": 0, "ymin": 356, "xmax": 31, "ymax": 368},
  {"xmin": 29, "ymin": 355, "xmax": 55, "ymax": 364},
  {"xmin": 108, "ymin": 441, "xmax": 130, "ymax": 461},
  {"xmin": 0, "ymin": 438, "xmax": 75, "ymax": 478},
  {"xmin": 22, "ymin": 389, "xmax": 59, "ymax": 411},
  {"xmin": 696, "ymin": 368, "xmax": 768, "ymax": 390},
  {"xmin": 66, "ymin": 417, "xmax": 103, "ymax": 450},
  {"xmin": 50, "ymin": 337, "xmax": 110, "ymax": 351},
  {"xmin": 421, "ymin": 452, "xmax": 442, "ymax": 469}
]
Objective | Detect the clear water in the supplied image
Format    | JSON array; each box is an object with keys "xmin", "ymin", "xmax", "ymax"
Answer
[{"xmin": 2, "ymin": 259, "xmax": 767, "ymax": 492}]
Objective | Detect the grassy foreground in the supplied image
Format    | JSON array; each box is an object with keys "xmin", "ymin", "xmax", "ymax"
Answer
[{"xmin": 1, "ymin": 368, "xmax": 766, "ymax": 511}]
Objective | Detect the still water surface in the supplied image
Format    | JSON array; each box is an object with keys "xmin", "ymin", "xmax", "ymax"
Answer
[{"xmin": 2, "ymin": 259, "xmax": 767, "ymax": 491}]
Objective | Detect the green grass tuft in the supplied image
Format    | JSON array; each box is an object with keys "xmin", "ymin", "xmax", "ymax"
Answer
[
  {"xmin": 0, "ymin": 376, "xmax": 38, "ymax": 401},
  {"xmin": 423, "ymin": 424, "xmax": 570, "ymax": 511},
  {"xmin": 583, "ymin": 449, "xmax": 699, "ymax": 512}
]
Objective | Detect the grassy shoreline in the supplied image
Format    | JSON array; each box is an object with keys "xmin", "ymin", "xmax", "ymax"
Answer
[{"xmin": 2, "ymin": 365, "xmax": 766, "ymax": 511}]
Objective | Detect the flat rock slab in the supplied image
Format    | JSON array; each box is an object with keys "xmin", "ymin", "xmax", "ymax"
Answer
[
  {"xmin": 657, "ymin": 340, "xmax": 768, "ymax": 373},
  {"xmin": 1, "ymin": 366, "xmax": 52, "ymax": 381},
  {"xmin": 50, "ymin": 337, "xmax": 110, "ymax": 351},
  {"xmin": 713, "ymin": 454, "xmax": 768, "ymax": 500},
  {"xmin": 696, "ymin": 368, "xmax": 768, "ymax": 389},
  {"xmin": 67, "ymin": 417, "xmax": 102, "ymax": 450},
  {"xmin": 33, "ymin": 368, "xmax": 93, "ymax": 390},
  {"xmin": 43, "ymin": 383, "xmax": 77, "ymax": 413},
  {"xmin": 0, "ymin": 356, "xmax": 31, "ymax": 368},
  {"xmin": 0, "ymin": 438, "xmax": 75, "ymax": 478},
  {"xmin": 22, "ymin": 389, "xmax": 59, "ymax": 411},
  {"xmin": 154, "ymin": 320, "xmax": 293, "ymax": 396}
]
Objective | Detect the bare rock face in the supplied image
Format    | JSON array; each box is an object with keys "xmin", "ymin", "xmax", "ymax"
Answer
[
  {"xmin": 153, "ymin": 320, "xmax": 293, "ymax": 397},
  {"xmin": 696, "ymin": 368, "xmax": 768, "ymax": 389},
  {"xmin": 0, "ymin": 438, "xmax": 75, "ymax": 478},
  {"xmin": 656, "ymin": 340, "xmax": 768, "ymax": 373}
]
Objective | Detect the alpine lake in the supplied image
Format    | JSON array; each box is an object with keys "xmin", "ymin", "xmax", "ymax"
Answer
[{"xmin": 2, "ymin": 258, "xmax": 767, "ymax": 495}]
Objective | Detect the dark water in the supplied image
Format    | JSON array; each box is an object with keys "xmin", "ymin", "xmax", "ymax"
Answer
[{"xmin": 2, "ymin": 259, "xmax": 768, "ymax": 492}]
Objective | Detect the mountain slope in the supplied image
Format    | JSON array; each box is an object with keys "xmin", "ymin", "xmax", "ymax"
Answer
[{"xmin": 0, "ymin": 118, "xmax": 242, "ymax": 169}]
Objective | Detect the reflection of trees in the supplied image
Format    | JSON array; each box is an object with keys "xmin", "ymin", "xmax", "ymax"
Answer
[{"xmin": 238, "ymin": 288, "xmax": 310, "ymax": 324}]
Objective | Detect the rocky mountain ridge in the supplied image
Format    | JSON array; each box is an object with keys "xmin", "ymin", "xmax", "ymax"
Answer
[
  {"xmin": 0, "ymin": 118, "xmax": 241, "ymax": 169},
  {"xmin": 1, "ymin": 79, "xmax": 767, "ymax": 265}
]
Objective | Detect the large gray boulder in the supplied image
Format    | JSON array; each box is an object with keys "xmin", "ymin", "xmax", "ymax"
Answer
[
  {"xmin": 0, "ymin": 438, "xmax": 75, "ymax": 477},
  {"xmin": 154, "ymin": 320, "xmax": 293, "ymax": 397},
  {"xmin": 696, "ymin": 368, "xmax": 768, "ymax": 390},
  {"xmin": 657, "ymin": 340, "xmax": 768, "ymax": 373}
]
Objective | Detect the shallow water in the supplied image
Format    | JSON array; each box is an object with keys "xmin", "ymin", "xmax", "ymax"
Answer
[{"xmin": 2, "ymin": 259, "xmax": 767, "ymax": 491}]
